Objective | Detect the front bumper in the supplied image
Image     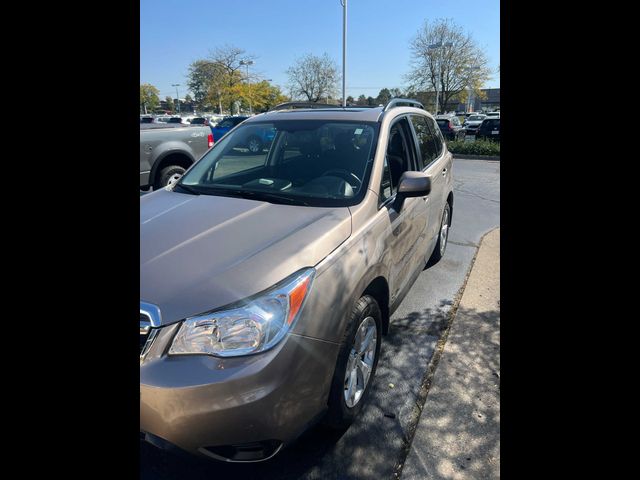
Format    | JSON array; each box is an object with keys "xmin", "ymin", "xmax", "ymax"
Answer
[{"xmin": 140, "ymin": 323, "xmax": 340, "ymax": 461}]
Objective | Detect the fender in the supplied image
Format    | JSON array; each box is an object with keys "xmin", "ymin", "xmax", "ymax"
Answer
[{"xmin": 149, "ymin": 144, "xmax": 196, "ymax": 185}]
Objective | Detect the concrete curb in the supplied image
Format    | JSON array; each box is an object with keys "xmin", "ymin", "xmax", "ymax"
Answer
[
  {"xmin": 400, "ymin": 228, "xmax": 500, "ymax": 479},
  {"xmin": 452, "ymin": 153, "xmax": 500, "ymax": 161}
]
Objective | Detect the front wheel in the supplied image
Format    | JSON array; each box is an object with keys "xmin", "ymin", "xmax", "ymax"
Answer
[
  {"xmin": 428, "ymin": 202, "xmax": 451, "ymax": 266},
  {"xmin": 156, "ymin": 165, "xmax": 186, "ymax": 189},
  {"xmin": 324, "ymin": 295, "xmax": 382, "ymax": 429}
]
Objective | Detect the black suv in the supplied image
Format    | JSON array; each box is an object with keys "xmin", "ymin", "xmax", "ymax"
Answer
[
  {"xmin": 435, "ymin": 115, "xmax": 465, "ymax": 141},
  {"xmin": 478, "ymin": 118, "xmax": 500, "ymax": 141}
]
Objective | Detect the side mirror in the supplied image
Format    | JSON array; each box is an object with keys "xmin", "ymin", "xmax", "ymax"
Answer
[{"xmin": 394, "ymin": 171, "xmax": 431, "ymax": 211}]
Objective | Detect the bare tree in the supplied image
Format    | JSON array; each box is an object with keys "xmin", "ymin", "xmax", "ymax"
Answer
[
  {"xmin": 286, "ymin": 53, "xmax": 339, "ymax": 102},
  {"xmin": 405, "ymin": 18, "xmax": 492, "ymax": 113}
]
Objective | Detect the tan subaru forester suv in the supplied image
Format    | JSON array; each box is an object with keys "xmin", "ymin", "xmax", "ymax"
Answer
[{"xmin": 140, "ymin": 99, "xmax": 454, "ymax": 462}]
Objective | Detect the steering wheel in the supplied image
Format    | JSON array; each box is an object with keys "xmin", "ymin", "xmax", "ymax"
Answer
[{"xmin": 321, "ymin": 169, "xmax": 362, "ymax": 188}]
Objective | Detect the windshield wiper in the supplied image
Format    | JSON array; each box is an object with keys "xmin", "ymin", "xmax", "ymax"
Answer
[
  {"xmin": 192, "ymin": 186, "xmax": 309, "ymax": 206},
  {"xmin": 237, "ymin": 190, "xmax": 310, "ymax": 206},
  {"xmin": 174, "ymin": 183, "xmax": 201, "ymax": 195}
]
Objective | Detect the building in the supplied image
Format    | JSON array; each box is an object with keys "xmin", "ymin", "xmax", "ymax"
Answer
[{"xmin": 416, "ymin": 88, "xmax": 500, "ymax": 113}]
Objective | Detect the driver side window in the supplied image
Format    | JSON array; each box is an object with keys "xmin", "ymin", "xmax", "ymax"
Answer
[{"xmin": 385, "ymin": 119, "xmax": 414, "ymax": 191}]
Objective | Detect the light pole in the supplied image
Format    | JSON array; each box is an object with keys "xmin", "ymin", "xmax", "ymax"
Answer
[
  {"xmin": 341, "ymin": 0, "xmax": 347, "ymax": 107},
  {"xmin": 240, "ymin": 59, "xmax": 254, "ymax": 114},
  {"xmin": 464, "ymin": 66, "xmax": 480, "ymax": 112},
  {"xmin": 427, "ymin": 41, "xmax": 452, "ymax": 114},
  {"xmin": 171, "ymin": 84, "xmax": 181, "ymax": 114}
]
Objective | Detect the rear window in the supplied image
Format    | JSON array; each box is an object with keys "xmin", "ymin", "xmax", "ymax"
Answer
[
  {"xmin": 168, "ymin": 118, "xmax": 182, "ymax": 123},
  {"xmin": 436, "ymin": 119, "xmax": 450, "ymax": 127},
  {"xmin": 190, "ymin": 118, "xmax": 207, "ymax": 124}
]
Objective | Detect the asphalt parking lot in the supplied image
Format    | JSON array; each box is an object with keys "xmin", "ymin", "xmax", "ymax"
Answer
[{"xmin": 140, "ymin": 158, "xmax": 500, "ymax": 480}]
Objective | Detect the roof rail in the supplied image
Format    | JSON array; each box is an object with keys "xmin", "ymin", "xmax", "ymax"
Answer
[
  {"xmin": 269, "ymin": 102, "xmax": 338, "ymax": 111},
  {"xmin": 383, "ymin": 98, "xmax": 424, "ymax": 111}
]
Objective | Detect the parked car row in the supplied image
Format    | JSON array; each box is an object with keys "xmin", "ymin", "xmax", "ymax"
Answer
[
  {"xmin": 140, "ymin": 114, "xmax": 227, "ymax": 127},
  {"xmin": 458, "ymin": 112, "xmax": 500, "ymax": 141},
  {"xmin": 435, "ymin": 115, "xmax": 466, "ymax": 141}
]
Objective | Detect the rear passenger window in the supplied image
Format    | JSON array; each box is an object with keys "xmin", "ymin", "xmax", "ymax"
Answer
[
  {"xmin": 427, "ymin": 117, "xmax": 443, "ymax": 158},
  {"xmin": 410, "ymin": 115, "xmax": 440, "ymax": 169}
]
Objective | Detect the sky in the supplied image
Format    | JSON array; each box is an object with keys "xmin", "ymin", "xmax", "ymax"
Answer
[{"xmin": 140, "ymin": 0, "xmax": 499, "ymax": 100}]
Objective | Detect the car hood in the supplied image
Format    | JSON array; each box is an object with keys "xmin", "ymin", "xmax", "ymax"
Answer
[
  {"xmin": 466, "ymin": 121, "xmax": 483, "ymax": 126},
  {"xmin": 140, "ymin": 189, "xmax": 352, "ymax": 325}
]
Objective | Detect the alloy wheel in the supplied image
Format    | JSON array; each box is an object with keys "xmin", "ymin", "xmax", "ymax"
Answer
[
  {"xmin": 440, "ymin": 205, "xmax": 450, "ymax": 256},
  {"xmin": 343, "ymin": 316, "xmax": 378, "ymax": 408}
]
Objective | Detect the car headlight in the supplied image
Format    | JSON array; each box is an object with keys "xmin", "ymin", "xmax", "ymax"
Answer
[{"xmin": 169, "ymin": 268, "xmax": 315, "ymax": 357}]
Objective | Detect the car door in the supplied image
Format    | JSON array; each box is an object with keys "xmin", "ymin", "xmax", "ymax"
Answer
[
  {"xmin": 139, "ymin": 131, "xmax": 155, "ymax": 186},
  {"xmin": 409, "ymin": 114, "xmax": 449, "ymax": 260},
  {"xmin": 380, "ymin": 116, "xmax": 429, "ymax": 304},
  {"xmin": 212, "ymin": 118, "xmax": 234, "ymax": 140}
]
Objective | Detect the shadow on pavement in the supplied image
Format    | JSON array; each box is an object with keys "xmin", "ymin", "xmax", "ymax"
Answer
[{"xmin": 401, "ymin": 305, "xmax": 500, "ymax": 479}]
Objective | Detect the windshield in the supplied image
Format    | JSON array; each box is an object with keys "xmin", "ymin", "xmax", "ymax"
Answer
[
  {"xmin": 178, "ymin": 120, "xmax": 379, "ymax": 207},
  {"xmin": 468, "ymin": 115, "xmax": 485, "ymax": 121}
]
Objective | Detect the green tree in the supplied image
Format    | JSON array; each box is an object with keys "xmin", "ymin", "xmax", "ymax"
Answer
[
  {"xmin": 405, "ymin": 18, "xmax": 492, "ymax": 113},
  {"xmin": 232, "ymin": 81, "xmax": 289, "ymax": 112},
  {"xmin": 140, "ymin": 83, "xmax": 160, "ymax": 114},
  {"xmin": 165, "ymin": 96, "xmax": 174, "ymax": 112},
  {"xmin": 187, "ymin": 45, "xmax": 254, "ymax": 113},
  {"xmin": 375, "ymin": 88, "xmax": 392, "ymax": 105},
  {"xmin": 346, "ymin": 95, "xmax": 355, "ymax": 104},
  {"xmin": 187, "ymin": 60, "xmax": 222, "ymax": 110}
]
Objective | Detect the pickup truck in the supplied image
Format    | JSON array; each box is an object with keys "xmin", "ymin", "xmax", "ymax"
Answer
[{"xmin": 140, "ymin": 124, "xmax": 213, "ymax": 189}]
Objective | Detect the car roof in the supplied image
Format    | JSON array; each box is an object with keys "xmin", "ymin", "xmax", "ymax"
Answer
[{"xmin": 243, "ymin": 106, "xmax": 432, "ymax": 124}]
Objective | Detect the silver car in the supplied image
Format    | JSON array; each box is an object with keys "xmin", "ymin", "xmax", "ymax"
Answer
[{"xmin": 140, "ymin": 99, "xmax": 454, "ymax": 462}]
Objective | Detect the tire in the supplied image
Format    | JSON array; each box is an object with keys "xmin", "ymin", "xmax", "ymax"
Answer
[
  {"xmin": 428, "ymin": 201, "xmax": 451, "ymax": 266},
  {"xmin": 156, "ymin": 165, "xmax": 186, "ymax": 189},
  {"xmin": 325, "ymin": 295, "xmax": 382, "ymax": 429},
  {"xmin": 247, "ymin": 135, "xmax": 262, "ymax": 154}
]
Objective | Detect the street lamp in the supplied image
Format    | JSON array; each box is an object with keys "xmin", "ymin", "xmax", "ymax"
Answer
[
  {"xmin": 464, "ymin": 66, "xmax": 481, "ymax": 113},
  {"xmin": 427, "ymin": 41, "xmax": 453, "ymax": 114},
  {"xmin": 171, "ymin": 84, "xmax": 181, "ymax": 114},
  {"xmin": 239, "ymin": 59, "xmax": 254, "ymax": 114},
  {"xmin": 340, "ymin": 0, "xmax": 347, "ymax": 107}
]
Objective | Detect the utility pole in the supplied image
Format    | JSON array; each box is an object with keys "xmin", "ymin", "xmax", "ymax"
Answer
[
  {"xmin": 341, "ymin": 0, "xmax": 347, "ymax": 107},
  {"xmin": 172, "ymin": 84, "xmax": 181, "ymax": 114},
  {"xmin": 240, "ymin": 60, "xmax": 254, "ymax": 114}
]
